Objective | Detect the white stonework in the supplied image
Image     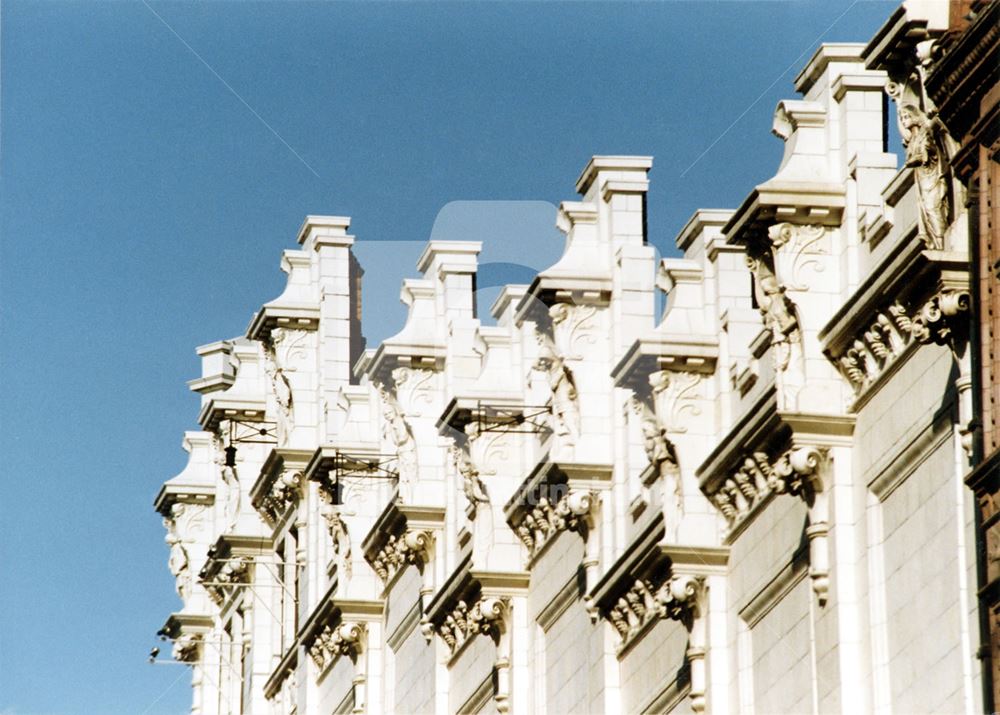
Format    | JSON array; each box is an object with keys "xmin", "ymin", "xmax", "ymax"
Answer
[{"xmin": 155, "ymin": 7, "xmax": 985, "ymax": 713}]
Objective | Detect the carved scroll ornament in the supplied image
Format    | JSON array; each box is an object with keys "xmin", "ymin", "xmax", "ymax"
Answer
[
  {"xmin": 307, "ymin": 621, "xmax": 366, "ymax": 673},
  {"xmin": 423, "ymin": 596, "xmax": 510, "ymax": 653},
  {"xmin": 514, "ymin": 489, "xmax": 596, "ymax": 559},
  {"xmin": 369, "ymin": 529, "xmax": 433, "ymax": 584}
]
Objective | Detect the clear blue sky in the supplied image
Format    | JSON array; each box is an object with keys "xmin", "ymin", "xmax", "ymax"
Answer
[{"xmin": 1, "ymin": 1, "xmax": 895, "ymax": 712}]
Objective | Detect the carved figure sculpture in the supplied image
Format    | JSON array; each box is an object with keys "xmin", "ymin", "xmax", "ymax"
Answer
[
  {"xmin": 163, "ymin": 504, "xmax": 191, "ymax": 601},
  {"xmin": 899, "ymin": 103, "xmax": 950, "ymax": 249},
  {"xmin": 534, "ymin": 329, "xmax": 579, "ymax": 441},
  {"xmin": 264, "ymin": 349, "xmax": 294, "ymax": 443},
  {"xmin": 220, "ymin": 462, "xmax": 240, "ymax": 531},
  {"xmin": 451, "ymin": 441, "xmax": 489, "ymax": 508},
  {"xmin": 638, "ymin": 405, "xmax": 684, "ymax": 538},
  {"xmin": 379, "ymin": 387, "xmax": 417, "ymax": 493},
  {"xmin": 320, "ymin": 497, "xmax": 352, "ymax": 580}
]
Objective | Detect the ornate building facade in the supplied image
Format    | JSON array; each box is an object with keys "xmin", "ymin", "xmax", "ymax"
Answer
[{"xmin": 154, "ymin": 4, "xmax": 994, "ymax": 713}]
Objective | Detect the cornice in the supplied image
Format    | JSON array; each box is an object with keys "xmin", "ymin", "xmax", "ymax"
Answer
[
  {"xmin": 793, "ymin": 42, "xmax": 866, "ymax": 94},
  {"xmin": 674, "ymin": 208, "xmax": 733, "ymax": 254},
  {"xmin": 421, "ymin": 555, "xmax": 529, "ymax": 658},
  {"xmin": 436, "ymin": 394, "xmax": 530, "ymax": 436},
  {"xmin": 296, "ymin": 214, "xmax": 353, "ymax": 248},
  {"xmin": 697, "ymin": 386, "xmax": 853, "ymax": 533},
  {"xmin": 724, "ymin": 183, "xmax": 845, "ymax": 249},
  {"xmin": 153, "ymin": 481, "xmax": 215, "ymax": 517},
  {"xmin": 250, "ymin": 447, "xmax": 314, "ymax": 527},
  {"xmin": 263, "ymin": 642, "xmax": 298, "ymax": 700},
  {"xmin": 361, "ymin": 500, "xmax": 445, "ymax": 587},
  {"xmin": 820, "ymin": 237, "xmax": 970, "ymax": 402},
  {"xmin": 503, "ymin": 457, "xmax": 611, "ymax": 565},
  {"xmin": 586, "ymin": 516, "xmax": 727, "ymax": 657},
  {"xmin": 198, "ymin": 534, "xmax": 271, "ymax": 607},
  {"xmin": 862, "ymin": 5, "xmax": 942, "ymax": 73},
  {"xmin": 158, "ymin": 611, "xmax": 215, "ymax": 664},
  {"xmin": 611, "ymin": 334, "xmax": 718, "ymax": 391},
  {"xmin": 158, "ymin": 611, "xmax": 214, "ymax": 639},
  {"xmin": 925, "ymin": 1, "xmax": 1000, "ymax": 134},
  {"xmin": 246, "ymin": 308, "xmax": 319, "ymax": 343},
  {"xmin": 575, "ymin": 155, "xmax": 653, "ymax": 195},
  {"xmin": 197, "ymin": 394, "xmax": 268, "ymax": 433}
]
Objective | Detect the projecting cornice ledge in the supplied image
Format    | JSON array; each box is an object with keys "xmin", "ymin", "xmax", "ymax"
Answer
[
  {"xmin": 585, "ymin": 516, "xmax": 727, "ymax": 714},
  {"xmin": 158, "ymin": 612, "xmax": 214, "ymax": 664},
  {"xmin": 612, "ymin": 334, "xmax": 719, "ymax": 391},
  {"xmin": 724, "ymin": 181, "xmax": 845, "ymax": 249},
  {"xmin": 697, "ymin": 388, "xmax": 852, "ymax": 605},
  {"xmin": 361, "ymin": 501, "xmax": 444, "ymax": 590},
  {"xmin": 250, "ymin": 447, "xmax": 313, "ymax": 527},
  {"xmin": 820, "ymin": 237, "xmax": 970, "ymax": 405},
  {"xmin": 504, "ymin": 457, "xmax": 611, "ymax": 566},
  {"xmin": 298, "ymin": 583, "xmax": 383, "ymax": 683}
]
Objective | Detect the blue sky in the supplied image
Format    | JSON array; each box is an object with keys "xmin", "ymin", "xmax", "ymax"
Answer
[{"xmin": 0, "ymin": 1, "xmax": 895, "ymax": 712}]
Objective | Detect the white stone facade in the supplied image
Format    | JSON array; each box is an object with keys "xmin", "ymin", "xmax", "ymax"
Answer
[{"xmin": 154, "ymin": 7, "xmax": 986, "ymax": 714}]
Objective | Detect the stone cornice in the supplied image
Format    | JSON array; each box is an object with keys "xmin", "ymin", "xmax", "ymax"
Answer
[
  {"xmin": 246, "ymin": 250, "xmax": 321, "ymax": 342},
  {"xmin": 436, "ymin": 395, "xmax": 529, "ymax": 436},
  {"xmin": 421, "ymin": 560, "xmax": 529, "ymax": 658},
  {"xmin": 697, "ymin": 387, "xmax": 854, "ymax": 535},
  {"xmin": 924, "ymin": 1, "xmax": 999, "ymax": 136},
  {"xmin": 724, "ymin": 184, "xmax": 845, "ymax": 250},
  {"xmin": 296, "ymin": 214, "xmax": 353, "ymax": 248},
  {"xmin": 298, "ymin": 583, "xmax": 383, "ymax": 678},
  {"xmin": 503, "ymin": 458, "xmax": 611, "ymax": 564},
  {"xmin": 820, "ymin": 238, "xmax": 970, "ymax": 403},
  {"xmin": 361, "ymin": 501, "xmax": 445, "ymax": 587},
  {"xmin": 575, "ymin": 155, "xmax": 653, "ymax": 195},
  {"xmin": 366, "ymin": 279, "xmax": 446, "ymax": 382},
  {"xmin": 862, "ymin": 4, "xmax": 944, "ymax": 73},
  {"xmin": 158, "ymin": 612, "xmax": 214, "ymax": 664},
  {"xmin": 674, "ymin": 208, "xmax": 734, "ymax": 254},
  {"xmin": 198, "ymin": 534, "xmax": 272, "ymax": 605},
  {"xmin": 586, "ymin": 515, "xmax": 728, "ymax": 661},
  {"xmin": 611, "ymin": 335, "xmax": 718, "ymax": 392},
  {"xmin": 250, "ymin": 447, "xmax": 314, "ymax": 527},
  {"xmin": 793, "ymin": 42, "xmax": 866, "ymax": 94},
  {"xmin": 153, "ymin": 481, "xmax": 215, "ymax": 518},
  {"xmin": 154, "ymin": 432, "xmax": 216, "ymax": 516},
  {"xmin": 246, "ymin": 308, "xmax": 319, "ymax": 343},
  {"xmin": 197, "ymin": 395, "xmax": 268, "ymax": 433},
  {"xmin": 263, "ymin": 642, "xmax": 298, "ymax": 700}
]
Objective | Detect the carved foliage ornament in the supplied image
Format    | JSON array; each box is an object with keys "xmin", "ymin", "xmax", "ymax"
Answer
[
  {"xmin": 259, "ymin": 469, "xmax": 302, "ymax": 524},
  {"xmin": 391, "ymin": 366, "xmax": 436, "ymax": 416},
  {"xmin": 708, "ymin": 446, "xmax": 825, "ymax": 528},
  {"xmin": 205, "ymin": 557, "xmax": 251, "ymax": 605},
  {"xmin": 308, "ymin": 621, "xmax": 366, "ymax": 674},
  {"xmin": 768, "ymin": 222, "xmax": 827, "ymax": 291},
  {"xmin": 606, "ymin": 574, "xmax": 704, "ymax": 651},
  {"xmin": 424, "ymin": 596, "xmax": 510, "ymax": 653},
  {"xmin": 549, "ymin": 302, "xmax": 600, "ymax": 360},
  {"xmin": 370, "ymin": 529, "xmax": 433, "ymax": 584},
  {"xmin": 515, "ymin": 489, "xmax": 596, "ymax": 558},
  {"xmin": 838, "ymin": 290, "xmax": 970, "ymax": 393}
]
